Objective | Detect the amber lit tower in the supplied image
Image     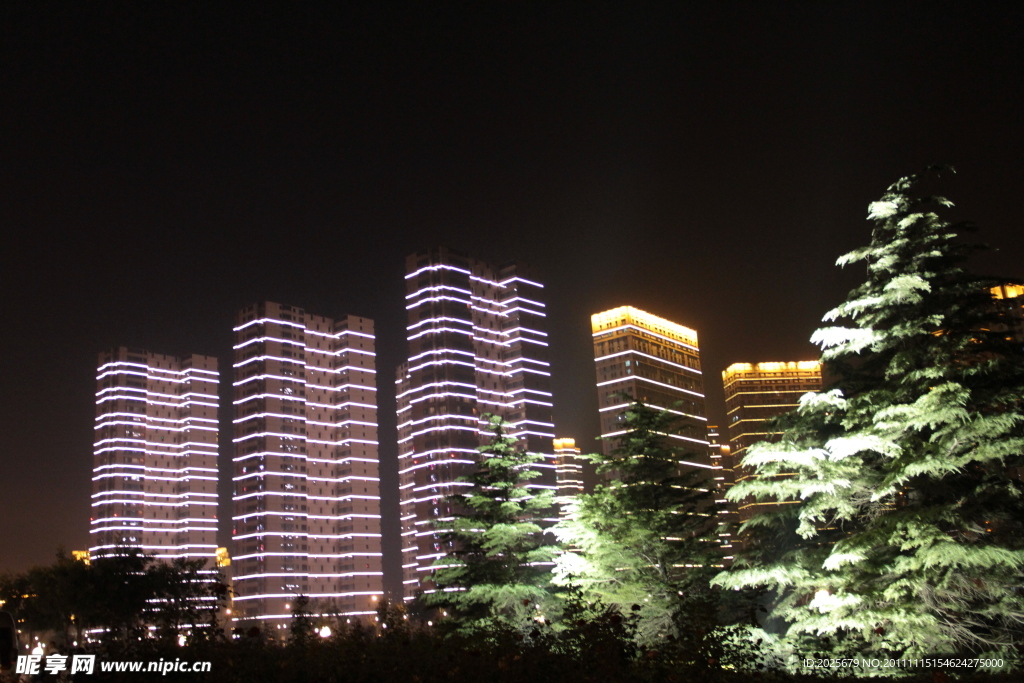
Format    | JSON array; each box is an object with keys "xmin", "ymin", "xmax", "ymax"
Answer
[
  {"xmin": 591, "ymin": 306, "xmax": 710, "ymax": 465},
  {"xmin": 232, "ymin": 302, "xmax": 382, "ymax": 630},
  {"xmin": 722, "ymin": 361, "xmax": 823, "ymax": 522},
  {"xmin": 992, "ymin": 284, "xmax": 1024, "ymax": 344},
  {"xmin": 91, "ymin": 348, "xmax": 218, "ymax": 563},
  {"xmin": 397, "ymin": 248, "xmax": 556, "ymax": 599}
]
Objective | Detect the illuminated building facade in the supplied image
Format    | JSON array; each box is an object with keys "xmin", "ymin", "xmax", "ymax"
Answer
[
  {"xmin": 91, "ymin": 348, "xmax": 218, "ymax": 564},
  {"xmin": 553, "ymin": 438, "xmax": 585, "ymax": 510},
  {"xmin": 397, "ymin": 247, "xmax": 556, "ymax": 599},
  {"xmin": 232, "ymin": 302, "xmax": 382, "ymax": 629},
  {"xmin": 722, "ymin": 361, "xmax": 823, "ymax": 522},
  {"xmin": 591, "ymin": 306, "xmax": 710, "ymax": 465}
]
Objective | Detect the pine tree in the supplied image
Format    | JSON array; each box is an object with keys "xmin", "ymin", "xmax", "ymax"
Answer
[
  {"xmin": 714, "ymin": 168, "xmax": 1024, "ymax": 663},
  {"xmin": 149, "ymin": 557, "xmax": 225, "ymax": 643},
  {"xmin": 289, "ymin": 594, "xmax": 315, "ymax": 645},
  {"xmin": 424, "ymin": 415, "xmax": 559, "ymax": 631},
  {"xmin": 554, "ymin": 400, "xmax": 721, "ymax": 643}
]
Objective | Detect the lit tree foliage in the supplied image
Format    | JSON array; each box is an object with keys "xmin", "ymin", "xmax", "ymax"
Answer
[
  {"xmin": 714, "ymin": 168, "xmax": 1024, "ymax": 663},
  {"xmin": 424, "ymin": 415, "xmax": 559, "ymax": 631},
  {"xmin": 554, "ymin": 400, "xmax": 721, "ymax": 643}
]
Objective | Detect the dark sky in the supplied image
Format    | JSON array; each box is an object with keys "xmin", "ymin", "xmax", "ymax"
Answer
[{"xmin": 3, "ymin": 3, "xmax": 1023, "ymax": 592}]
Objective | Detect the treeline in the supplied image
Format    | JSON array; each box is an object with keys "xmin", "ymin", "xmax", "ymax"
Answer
[
  {"xmin": 0, "ymin": 551, "xmax": 225, "ymax": 649},
  {"xmin": 414, "ymin": 408, "xmax": 745, "ymax": 661}
]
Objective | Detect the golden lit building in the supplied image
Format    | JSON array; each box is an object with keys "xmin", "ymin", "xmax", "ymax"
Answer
[
  {"xmin": 992, "ymin": 284, "xmax": 1024, "ymax": 344},
  {"xmin": 722, "ymin": 361, "xmax": 822, "ymax": 522},
  {"xmin": 591, "ymin": 306, "xmax": 709, "ymax": 465}
]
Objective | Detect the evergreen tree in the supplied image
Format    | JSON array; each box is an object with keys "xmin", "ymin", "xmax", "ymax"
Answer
[
  {"xmin": 424, "ymin": 415, "xmax": 559, "ymax": 631},
  {"xmin": 289, "ymin": 594, "xmax": 315, "ymax": 645},
  {"xmin": 83, "ymin": 549, "xmax": 155, "ymax": 646},
  {"xmin": 554, "ymin": 400, "xmax": 721, "ymax": 644},
  {"xmin": 714, "ymin": 168, "xmax": 1024, "ymax": 663},
  {"xmin": 9, "ymin": 550, "xmax": 94, "ymax": 649}
]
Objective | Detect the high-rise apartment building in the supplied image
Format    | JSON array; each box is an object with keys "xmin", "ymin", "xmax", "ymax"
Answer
[
  {"xmin": 591, "ymin": 306, "xmax": 710, "ymax": 465},
  {"xmin": 397, "ymin": 247, "xmax": 556, "ymax": 599},
  {"xmin": 231, "ymin": 302, "xmax": 382, "ymax": 629},
  {"xmin": 91, "ymin": 348, "xmax": 219, "ymax": 563},
  {"xmin": 722, "ymin": 361, "xmax": 823, "ymax": 522}
]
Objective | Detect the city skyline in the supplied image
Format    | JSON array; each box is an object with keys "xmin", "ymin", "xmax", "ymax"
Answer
[
  {"xmin": 4, "ymin": 3, "xmax": 1024, "ymax": 583},
  {"xmin": 78, "ymin": 285, "xmax": 763, "ymax": 599},
  {"xmin": 85, "ymin": 292, "xmax": 742, "ymax": 604},
  {"xmin": 70, "ymin": 282, "xmax": 1023, "ymax": 605}
]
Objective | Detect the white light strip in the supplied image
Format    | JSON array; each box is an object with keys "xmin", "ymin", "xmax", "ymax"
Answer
[
  {"xmin": 234, "ymin": 317, "xmax": 306, "ymax": 332},
  {"xmin": 593, "ymin": 323, "xmax": 699, "ymax": 350},
  {"xmin": 596, "ymin": 374, "xmax": 705, "ymax": 398},
  {"xmin": 594, "ymin": 349, "xmax": 702, "ymax": 374}
]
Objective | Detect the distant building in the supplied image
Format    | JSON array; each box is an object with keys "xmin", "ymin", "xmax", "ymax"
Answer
[
  {"xmin": 231, "ymin": 302, "xmax": 382, "ymax": 630},
  {"xmin": 91, "ymin": 348, "xmax": 219, "ymax": 564},
  {"xmin": 553, "ymin": 438, "xmax": 585, "ymax": 510},
  {"xmin": 706, "ymin": 425, "xmax": 736, "ymax": 562},
  {"xmin": 215, "ymin": 547, "xmax": 233, "ymax": 626},
  {"xmin": 590, "ymin": 306, "xmax": 710, "ymax": 465},
  {"xmin": 722, "ymin": 361, "xmax": 823, "ymax": 522},
  {"xmin": 991, "ymin": 285, "xmax": 1024, "ymax": 481},
  {"xmin": 396, "ymin": 248, "xmax": 556, "ymax": 600},
  {"xmin": 706, "ymin": 425, "xmax": 733, "ymax": 492},
  {"xmin": 992, "ymin": 284, "xmax": 1024, "ymax": 344}
]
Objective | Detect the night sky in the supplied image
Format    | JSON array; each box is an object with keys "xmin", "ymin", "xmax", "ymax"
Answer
[{"xmin": 3, "ymin": 3, "xmax": 1023, "ymax": 595}]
